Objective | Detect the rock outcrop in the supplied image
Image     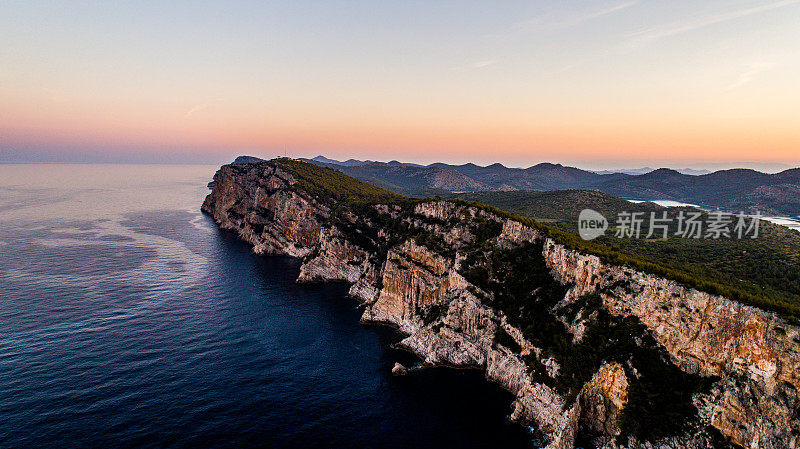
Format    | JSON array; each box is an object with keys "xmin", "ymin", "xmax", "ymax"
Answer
[
  {"xmin": 203, "ymin": 160, "xmax": 800, "ymax": 449},
  {"xmin": 202, "ymin": 164, "xmax": 327, "ymax": 257},
  {"xmin": 540, "ymin": 240, "xmax": 800, "ymax": 448},
  {"xmin": 391, "ymin": 362, "xmax": 408, "ymax": 376}
]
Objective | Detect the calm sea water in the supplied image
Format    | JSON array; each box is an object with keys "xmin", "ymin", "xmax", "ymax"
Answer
[{"xmin": 0, "ymin": 164, "xmax": 533, "ymax": 449}]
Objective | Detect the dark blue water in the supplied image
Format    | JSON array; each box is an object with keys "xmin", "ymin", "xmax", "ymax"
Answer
[{"xmin": 0, "ymin": 165, "xmax": 533, "ymax": 448}]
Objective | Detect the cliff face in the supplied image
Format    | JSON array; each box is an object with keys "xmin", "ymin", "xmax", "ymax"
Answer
[
  {"xmin": 202, "ymin": 164, "xmax": 327, "ymax": 257},
  {"xmin": 203, "ymin": 161, "xmax": 800, "ymax": 449},
  {"xmin": 540, "ymin": 242, "xmax": 800, "ymax": 448}
]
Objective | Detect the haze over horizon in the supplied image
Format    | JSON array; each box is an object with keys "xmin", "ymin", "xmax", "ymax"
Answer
[
  {"xmin": 2, "ymin": 1, "xmax": 799, "ymax": 168},
  {"xmin": 1, "ymin": 151, "xmax": 796, "ymax": 174}
]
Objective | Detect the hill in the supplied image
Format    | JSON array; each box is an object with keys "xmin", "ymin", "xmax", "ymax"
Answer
[
  {"xmin": 305, "ymin": 156, "xmax": 800, "ymax": 215},
  {"xmin": 304, "ymin": 160, "xmax": 492, "ymax": 193},
  {"xmin": 454, "ymin": 189, "xmax": 800, "ymax": 321},
  {"xmin": 269, "ymin": 158, "xmax": 410, "ymax": 205},
  {"xmin": 592, "ymin": 168, "xmax": 800, "ymax": 214}
]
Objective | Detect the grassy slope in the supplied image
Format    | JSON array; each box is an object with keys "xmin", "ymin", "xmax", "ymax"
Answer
[{"xmin": 269, "ymin": 158, "xmax": 411, "ymax": 205}]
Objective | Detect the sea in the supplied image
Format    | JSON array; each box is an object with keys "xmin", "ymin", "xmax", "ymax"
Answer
[
  {"xmin": 0, "ymin": 164, "xmax": 534, "ymax": 449},
  {"xmin": 628, "ymin": 199, "xmax": 800, "ymax": 232}
]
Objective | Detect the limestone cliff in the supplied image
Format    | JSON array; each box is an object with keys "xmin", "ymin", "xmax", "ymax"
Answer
[{"xmin": 203, "ymin": 160, "xmax": 800, "ymax": 449}]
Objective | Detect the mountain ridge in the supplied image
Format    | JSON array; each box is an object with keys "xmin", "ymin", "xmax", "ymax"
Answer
[{"xmin": 295, "ymin": 156, "xmax": 800, "ymax": 215}]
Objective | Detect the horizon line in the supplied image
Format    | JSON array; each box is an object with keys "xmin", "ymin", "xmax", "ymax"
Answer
[{"xmin": 2, "ymin": 156, "xmax": 797, "ymax": 174}]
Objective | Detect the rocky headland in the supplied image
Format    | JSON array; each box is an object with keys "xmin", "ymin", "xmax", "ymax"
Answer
[{"xmin": 202, "ymin": 159, "xmax": 800, "ymax": 449}]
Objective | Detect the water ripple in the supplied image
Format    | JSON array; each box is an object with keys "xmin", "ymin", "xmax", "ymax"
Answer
[{"xmin": 0, "ymin": 165, "xmax": 534, "ymax": 449}]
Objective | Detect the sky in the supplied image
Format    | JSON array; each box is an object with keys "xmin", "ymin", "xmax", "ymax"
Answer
[{"xmin": 1, "ymin": 0, "xmax": 799, "ymax": 169}]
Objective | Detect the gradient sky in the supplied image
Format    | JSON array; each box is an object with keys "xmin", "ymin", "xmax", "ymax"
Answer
[{"xmin": 1, "ymin": 0, "xmax": 799, "ymax": 168}]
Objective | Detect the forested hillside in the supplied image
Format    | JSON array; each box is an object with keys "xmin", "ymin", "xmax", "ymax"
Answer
[{"xmin": 455, "ymin": 190, "xmax": 800, "ymax": 322}]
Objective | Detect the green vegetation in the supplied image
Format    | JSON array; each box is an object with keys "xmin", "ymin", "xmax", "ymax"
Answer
[
  {"xmin": 461, "ymin": 241, "xmax": 718, "ymax": 443},
  {"xmin": 453, "ymin": 190, "xmax": 800, "ymax": 322},
  {"xmin": 268, "ymin": 158, "xmax": 412, "ymax": 206},
  {"xmin": 266, "ymin": 159, "xmax": 800, "ymax": 320},
  {"xmin": 470, "ymin": 219, "xmax": 504, "ymax": 245},
  {"xmin": 263, "ymin": 160, "xmax": 800, "ymax": 320},
  {"xmin": 413, "ymin": 230, "xmax": 455, "ymax": 259},
  {"xmin": 352, "ymin": 176, "xmax": 453, "ymax": 199},
  {"xmin": 454, "ymin": 190, "xmax": 655, "ymax": 229}
]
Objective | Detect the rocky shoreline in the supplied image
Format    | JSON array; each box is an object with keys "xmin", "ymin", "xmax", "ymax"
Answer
[{"xmin": 202, "ymin": 160, "xmax": 800, "ymax": 449}]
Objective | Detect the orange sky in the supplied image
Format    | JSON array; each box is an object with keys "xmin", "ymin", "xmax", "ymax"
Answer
[{"xmin": 2, "ymin": 1, "xmax": 799, "ymax": 168}]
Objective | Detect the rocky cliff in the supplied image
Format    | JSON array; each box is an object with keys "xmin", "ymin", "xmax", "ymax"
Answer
[{"xmin": 202, "ymin": 160, "xmax": 800, "ymax": 449}]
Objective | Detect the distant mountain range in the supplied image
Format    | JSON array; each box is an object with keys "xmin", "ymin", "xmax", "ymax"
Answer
[
  {"xmin": 591, "ymin": 167, "xmax": 711, "ymax": 176},
  {"xmin": 300, "ymin": 156, "xmax": 629, "ymax": 193},
  {"xmin": 235, "ymin": 155, "xmax": 800, "ymax": 215},
  {"xmin": 303, "ymin": 156, "xmax": 712, "ymax": 176},
  {"xmin": 593, "ymin": 167, "xmax": 800, "ymax": 216}
]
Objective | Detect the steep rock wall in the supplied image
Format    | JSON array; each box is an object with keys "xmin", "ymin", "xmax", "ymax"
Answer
[
  {"xmin": 540, "ymin": 239, "xmax": 800, "ymax": 448},
  {"xmin": 201, "ymin": 164, "xmax": 327, "ymax": 257}
]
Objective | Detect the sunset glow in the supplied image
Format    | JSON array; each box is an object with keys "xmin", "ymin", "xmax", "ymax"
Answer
[{"xmin": 2, "ymin": 1, "xmax": 799, "ymax": 168}]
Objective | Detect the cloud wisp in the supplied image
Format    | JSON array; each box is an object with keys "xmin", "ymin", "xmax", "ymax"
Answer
[
  {"xmin": 549, "ymin": 1, "xmax": 799, "ymax": 74},
  {"xmin": 184, "ymin": 104, "xmax": 207, "ymax": 119},
  {"xmin": 520, "ymin": 1, "xmax": 638, "ymax": 32},
  {"xmin": 728, "ymin": 61, "xmax": 778, "ymax": 90},
  {"xmin": 621, "ymin": 0, "xmax": 800, "ymax": 51},
  {"xmin": 471, "ymin": 60, "xmax": 498, "ymax": 69},
  {"xmin": 488, "ymin": 1, "xmax": 638, "ymax": 39}
]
